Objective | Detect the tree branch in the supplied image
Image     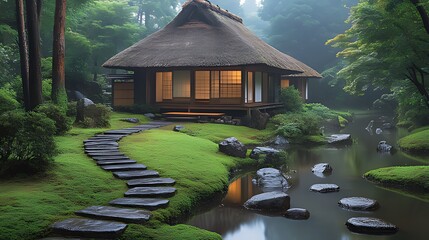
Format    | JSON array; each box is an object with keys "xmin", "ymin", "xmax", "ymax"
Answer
[{"xmin": 410, "ymin": 0, "xmax": 429, "ymax": 34}]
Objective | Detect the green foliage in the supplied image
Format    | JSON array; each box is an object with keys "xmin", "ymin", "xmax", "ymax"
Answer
[
  {"xmin": 0, "ymin": 43, "xmax": 19, "ymax": 87},
  {"xmin": 0, "ymin": 88, "xmax": 19, "ymax": 113},
  {"xmin": 280, "ymin": 86, "xmax": 304, "ymax": 112},
  {"xmin": 398, "ymin": 128, "xmax": 429, "ymax": 153},
  {"xmin": 80, "ymin": 104, "xmax": 111, "ymax": 128},
  {"xmin": 66, "ymin": 101, "xmax": 78, "ymax": 118},
  {"xmin": 35, "ymin": 103, "xmax": 72, "ymax": 135},
  {"xmin": 0, "ymin": 110, "xmax": 56, "ymax": 176},
  {"xmin": 303, "ymin": 103, "xmax": 337, "ymax": 119},
  {"xmin": 271, "ymin": 111, "xmax": 322, "ymax": 140},
  {"xmin": 42, "ymin": 79, "xmax": 52, "ymax": 102},
  {"xmin": 41, "ymin": 57, "xmax": 53, "ymax": 79},
  {"xmin": 365, "ymin": 166, "xmax": 429, "ymax": 192}
]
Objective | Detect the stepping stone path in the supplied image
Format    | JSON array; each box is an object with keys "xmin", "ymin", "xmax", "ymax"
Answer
[
  {"xmin": 338, "ymin": 197, "xmax": 379, "ymax": 211},
  {"xmin": 46, "ymin": 121, "xmax": 176, "ymax": 239},
  {"xmin": 310, "ymin": 183, "xmax": 340, "ymax": 193},
  {"xmin": 346, "ymin": 217, "xmax": 398, "ymax": 235}
]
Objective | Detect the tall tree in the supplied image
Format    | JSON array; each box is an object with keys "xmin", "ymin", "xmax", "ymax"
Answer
[
  {"xmin": 51, "ymin": 0, "xmax": 67, "ymax": 106},
  {"xmin": 130, "ymin": 0, "xmax": 178, "ymax": 31},
  {"xmin": 26, "ymin": 0, "xmax": 43, "ymax": 110},
  {"xmin": 15, "ymin": 0, "xmax": 30, "ymax": 110},
  {"xmin": 327, "ymin": 0, "xmax": 429, "ymax": 110}
]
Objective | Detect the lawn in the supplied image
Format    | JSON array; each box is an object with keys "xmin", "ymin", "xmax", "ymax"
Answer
[
  {"xmin": 0, "ymin": 112, "xmax": 258, "ymax": 240},
  {"xmin": 365, "ymin": 166, "xmax": 429, "ymax": 192},
  {"xmin": 398, "ymin": 126, "xmax": 429, "ymax": 153}
]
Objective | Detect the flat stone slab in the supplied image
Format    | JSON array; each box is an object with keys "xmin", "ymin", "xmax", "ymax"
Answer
[
  {"xmin": 83, "ymin": 138, "xmax": 119, "ymax": 143},
  {"xmin": 113, "ymin": 170, "xmax": 159, "ymax": 180},
  {"xmin": 104, "ymin": 130, "xmax": 139, "ymax": 135},
  {"xmin": 97, "ymin": 159, "xmax": 137, "ymax": 166},
  {"xmin": 310, "ymin": 184, "xmax": 340, "ymax": 193},
  {"xmin": 346, "ymin": 217, "xmax": 398, "ymax": 235},
  {"xmin": 243, "ymin": 191, "xmax": 290, "ymax": 211},
  {"xmin": 125, "ymin": 187, "xmax": 176, "ymax": 198},
  {"xmin": 95, "ymin": 134, "xmax": 127, "ymax": 138},
  {"xmin": 109, "ymin": 198, "xmax": 169, "ymax": 210},
  {"xmin": 92, "ymin": 156, "xmax": 130, "ymax": 161},
  {"xmin": 101, "ymin": 164, "xmax": 147, "ymax": 171},
  {"xmin": 127, "ymin": 178, "xmax": 176, "ymax": 187},
  {"xmin": 50, "ymin": 218, "xmax": 127, "ymax": 239},
  {"xmin": 84, "ymin": 149, "xmax": 121, "ymax": 154},
  {"xmin": 84, "ymin": 146, "xmax": 119, "ymax": 151},
  {"xmin": 284, "ymin": 208, "xmax": 310, "ymax": 220},
  {"xmin": 312, "ymin": 163, "xmax": 333, "ymax": 178},
  {"xmin": 84, "ymin": 142, "xmax": 118, "ymax": 147},
  {"xmin": 86, "ymin": 152, "xmax": 125, "ymax": 157},
  {"xmin": 75, "ymin": 206, "xmax": 151, "ymax": 224},
  {"xmin": 338, "ymin": 197, "xmax": 379, "ymax": 211}
]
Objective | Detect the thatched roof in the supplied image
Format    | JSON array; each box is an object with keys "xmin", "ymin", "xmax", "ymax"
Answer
[{"xmin": 103, "ymin": 0, "xmax": 320, "ymax": 77}]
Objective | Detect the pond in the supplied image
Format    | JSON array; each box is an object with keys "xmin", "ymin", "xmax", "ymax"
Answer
[{"xmin": 186, "ymin": 112, "xmax": 429, "ymax": 240}]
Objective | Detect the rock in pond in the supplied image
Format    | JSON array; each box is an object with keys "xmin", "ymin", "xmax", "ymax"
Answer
[
  {"xmin": 173, "ymin": 125, "xmax": 185, "ymax": 132},
  {"xmin": 338, "ymin": 197, "xmax": 379, "ymax": 211},
  {"xmin": 311, "ymin": 163, "xmax": 332, "ymax": 178},
  {"xmin": 284, "ymin": 208, "xmax": 310, "ymax": 220},
  {"xmin": 310, "ymin": 184, "xmax": 340, "ymax": 193},
  {"xmin": 377, "ymin": 141, "xmax": 393, "ymax": 153},
  {"xmin": 254, "ymin": 168, "xmax": 289, "ymax": 192},
  {"xmin": 346, "ymin": 217, "xmax": 398, "ymax": 235},
  {"xmin": 326, "ymin": 134, "xmax": 352, "ymax": 145},
  {"xmin": 218, "ymin": 137, "xmax": 247, "ymax": 158},
  {"xmin": 244, "ymin": 192, "xmax": 290, "ymax": 211},
  {"xmin": 250, "ymin": 147, "xmax": 280, "ymax": 160},
  {"xmin": 272, "ymin": 135, "xmax": 289, "ymax": 145}
]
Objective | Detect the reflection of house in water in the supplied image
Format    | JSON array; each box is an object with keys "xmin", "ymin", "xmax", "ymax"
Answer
[{"xmin": 223, "ymin": 175, "xmax": 262, "ymax": 206}]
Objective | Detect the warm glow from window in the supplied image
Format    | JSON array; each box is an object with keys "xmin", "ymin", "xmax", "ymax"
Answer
[
  {"xmin": 220, "ymin": 71, "xmax": 241, "ymax": 98},
  {"xmin": 281, "ymin": 79, "xmax": 290, "ymax": 88},
  {"xmin": 156, "ymin": 72, "xmax": 172, "ymax": 102},
  {"xmin": 255, "ymin": 72, "xmax": 262, "ymax": 103},
  {"xmin": 195, "ymin": 71, "xmax": 210, "ymax": 100},
  {"xmin": 246, "ymin": 72, "xmax": 253, "ymax": 103},
  {"xmin": 173, "ymin": 71, "xmax": 190, "ymax": 98}
]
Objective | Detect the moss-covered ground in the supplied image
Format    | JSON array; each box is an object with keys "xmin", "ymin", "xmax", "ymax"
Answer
[
  {"xmin": 398, "ymin": 126, "xmax": 429, "ymax": 153},
  {"xmin": 0, "ymin": 112, "xmax": 262, "ymax": 240}
]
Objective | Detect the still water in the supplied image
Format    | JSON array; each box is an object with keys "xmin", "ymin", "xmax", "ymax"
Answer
[{"xmin": 187, "ymin": 112, "xmax": 429, "ymax": 240}]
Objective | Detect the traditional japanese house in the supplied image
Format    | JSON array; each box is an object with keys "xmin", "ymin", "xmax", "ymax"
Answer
[{"xmin": 103, "ymin": 0, "xmax": 321, "ymax": 116}]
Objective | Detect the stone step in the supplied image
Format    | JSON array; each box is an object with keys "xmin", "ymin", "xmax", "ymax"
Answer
[
  {"xmin": 310, "ymin": 184, "xmax": 340, "ymax": 193},
  {"xmin": 101, "ymin": 164, "xmax": 147, "ymax": 171},
  {"xmin": 97, "ymin": 159, "xmax": 137, "ymax": 166},
  {"xmin": 75, "ymin": 206, "xmax": 151, "ymax": 224},
  {"xmin": 84, "ymin": 149, "xmax": 121, "ymax": 154},
  {"xmin": 104, "ymin": 130, "xmax": 140, "ymax": 135},
  {"xmin": 50, "ymin": 218, "xmax": 127, "ymax": 239},
  {"xmin": 125, "ymin": 187, "xmax": 176, "ymax": 198},
  {"xmin": 84, "ymin": 146, "xmax": 119, "ymax": 151},
  {"xmin": 84, "ymin": 142, "xmax": 119, "ymax": 147},
  {"xmin": 86, "ymin": 152, "xmax": 125, "ymax": 157},
  {"xmin": 83, "ymin": 139, "xmax": 119, "ymax": 143},
  {"xmin": 127, "ymin": 178, "xmax": 176, "ymax": 187},
  {"xmin": 109, "ymin": 198, "xmax": 169, "ymax": 210},
  {"xmin": 96, "ymin": 134, "xmax": 127, "ymax": 138},
  {"xmin": 92, "ymin": 156, "xmax": 130, "ymax": 161},
  {"xmin": 113, "ymin": 170, "xmax": 159, "ymax": 180}
]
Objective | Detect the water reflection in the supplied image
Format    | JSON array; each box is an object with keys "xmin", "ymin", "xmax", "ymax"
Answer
[
  {"xmin": 187, "ymin": 113, "xmax": 429, "ymax": 240},
  {"xmin": 223, "ymin": 219, "xmax": 266, "ymax": 240}
]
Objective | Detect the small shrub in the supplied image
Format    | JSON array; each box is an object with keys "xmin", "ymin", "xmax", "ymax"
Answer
[
  {"xmin": 271, "ymin": 111, "xmax": 322, "ymax": 139},
  {"xmin": 81, "ymin": 104, "xmax": 111, "ymax": 128},
  {"xmin": 35, "ymin": 103, "xmax": 71, "ymax": 135},
  {"xmin": 0, "ymin": 88, "xmax": 19, "ymax": 113},
  {"xmin": 280, "ymin": 86, "xmax": 303, "ymax": 112},
  {"xmin": 275, "ymin": 123, "xmax": 302, "ymax": 138},
  {"xmin": 66, "ymin": 101, "xmax": 77, "ymax": 118},
  {"xmin": 0, "ymin": 110, "xmax": 56, "ymax": 176}
]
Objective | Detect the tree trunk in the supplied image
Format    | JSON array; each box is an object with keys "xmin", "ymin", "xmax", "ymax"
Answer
[
  {"xmin": 52, "ymin": 0, "xmax": 67, "ymax": 105},
  {"xmin": 410, "ymin": 0, "xmax": 429, "ymax": 34},
  {"xmin": 15, "ymin": 0, "xmax": 30, "ymax": 111},
  {"xmin": 26, "ymin": 0, "xmax": 43, "ymax": 110},
  {"xmin": 407, "ymin": 66, "xmax": 429, "ymax": 109}
]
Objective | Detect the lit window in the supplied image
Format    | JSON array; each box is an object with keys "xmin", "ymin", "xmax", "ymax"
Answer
[
  {"xmin": 220, "ymin": 71, "xmax": 241, "ymax": 98},
  {"xmin": 173, "ymin": 71, "xmax": 191, "ymax": 98},
  {"xmin": 281, "ymin": 79, "xmax": 290, "ymax": 88},
  {"xmin": 195, "ymin": 71, "xmax": 210, "ymax": 100},
  {"xmin": 255, "ymin": 72, "xmax": 262, "ymax": 103},
  {"xmin": 156, "ymin": 72, "xmax": 172, "ymax": 102}
]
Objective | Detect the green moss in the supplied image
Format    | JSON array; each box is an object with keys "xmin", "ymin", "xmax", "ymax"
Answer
[
  {"xmin": 365, "ymin": 166, "xmax": 429, "ymax": 192},
  {"xmin": 178, "ymin": 123, "xmax": 272, "ymax": 145},
  {"xmin": 398, "ymin": 128, "xmax": 429, "ymax": 153},
  {"xmin": 338, "ymin": 115, "xmax": 348, "ymax": 128}
]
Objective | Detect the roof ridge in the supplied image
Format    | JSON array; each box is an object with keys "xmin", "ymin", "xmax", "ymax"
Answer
[{"xmin": 182, "ymin": 0, "xmax": 243, "ymax": 23}]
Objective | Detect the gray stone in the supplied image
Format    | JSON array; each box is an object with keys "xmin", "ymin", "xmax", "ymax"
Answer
[
  {"xmin": 173, "ymin": 125, "xmax": 185, "ymax": 132},
  {"xmin": 377, "ymin": 141, "xmax": 393, "ymax": 153},
  {"xmin": 96, "ymin": 159, "xmax": 137, "ymax": 165},
  {"xmin": 338, "ymin": 197, "xmax": 379, "ymax": 211},
  {"xmin": 101, "ymin": 164, "xmax": 147, "ymax": 171},
  {"xmin": 375, "ymin": 128, "xmax": 383, "ymax": 135},
  {"xmin": 83, "ymin": 138, "xmax": 119, "ymax": 143},
  {"xmin": 250, "ymin": 109, "xmax": 270, "ymax": 130},
  {"xmin": 92, "ymin": 156, "xmax": 130, "ymax": 161},
  {"xmin": 326, "ymin": 134, "xmax": 352, "ymax": 144},
  {"xmin": 219, "ymin": 137, "xmax": 247, "ymax": 158},
  {"xmin": 75, "ymin": 206, "xmax": 151, "ymax": 224},
  {"xmin": 86, "ymin": 152, "xmax": 125, "ymax": 157},
  {"xmin": 346, "ymin": 217, "xmax": 398, "ymax": 235},
  {"xmin": 104, "ymin": 130, "xmax": 139, "ymax": 135},
  {"xmin": 84, "ymin": 150, "xmax": 121, "ymax": 154},
  {"xmin": 144, "ymin": 113, "xmax": 156, "ymax": 119},
  {"xmin": 84, "ymin": 146, "xmax": 119, "ymax": 151},
  {"xmin": 113, "ymin": 170, "xmax": 159, "ymax": 180},
  {"xmin": 50, "ymin": 218, "xmax": 127, "ymax": 239},
  {"xmin": 243, "ymin": 191, "xmax": 290, "ymax": 210},
  {"xmin": 312, "ymin": 163, "xmax": 333, "ymax": 178},
  {"xmin": 110, "ymin": 198, "xmax": 169, "ymax": 210},
  {"xmin": 125, "ymin": 187, "xmax": 177, "ymax": 198},
  {"xmin": 121, "ymin": 118, "xmax": 139, "ymax": 123},
  {"xmin": 272, "ymin": 135, "xmax": 289, "ymax": 145},
  {"xmin": 127, "ymin": 178, "xmax": 176, "ymax": 187},
  {"xmin": 310, "ymin": 184, "xmax": 340, "ymax": 193},
  {"xmin": 254, "ymin": 168, "xmax": 289, "ymax": 192},
  {"xmin": 249, "ymin": 147, "xmax": 280, "ymax": 160},
  {"xmin": 284, "ymin": 208, "xmax": 310, "ymax": 220},
  {"xmin": 381, "ymin": 122, "xmax": 393, "ymax": 129},
  {"xmin": 82, "ymin": 98, "xmax": 94, "ymax": 107},
  {"xmin": 84, "ymin": 141, "xmax": 119, "ymax": 147}
]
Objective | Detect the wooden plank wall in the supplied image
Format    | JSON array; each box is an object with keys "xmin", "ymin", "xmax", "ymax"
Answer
[{"xmin": 113, "ymin": 81, "xmax": 134, "ymax": 106}]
